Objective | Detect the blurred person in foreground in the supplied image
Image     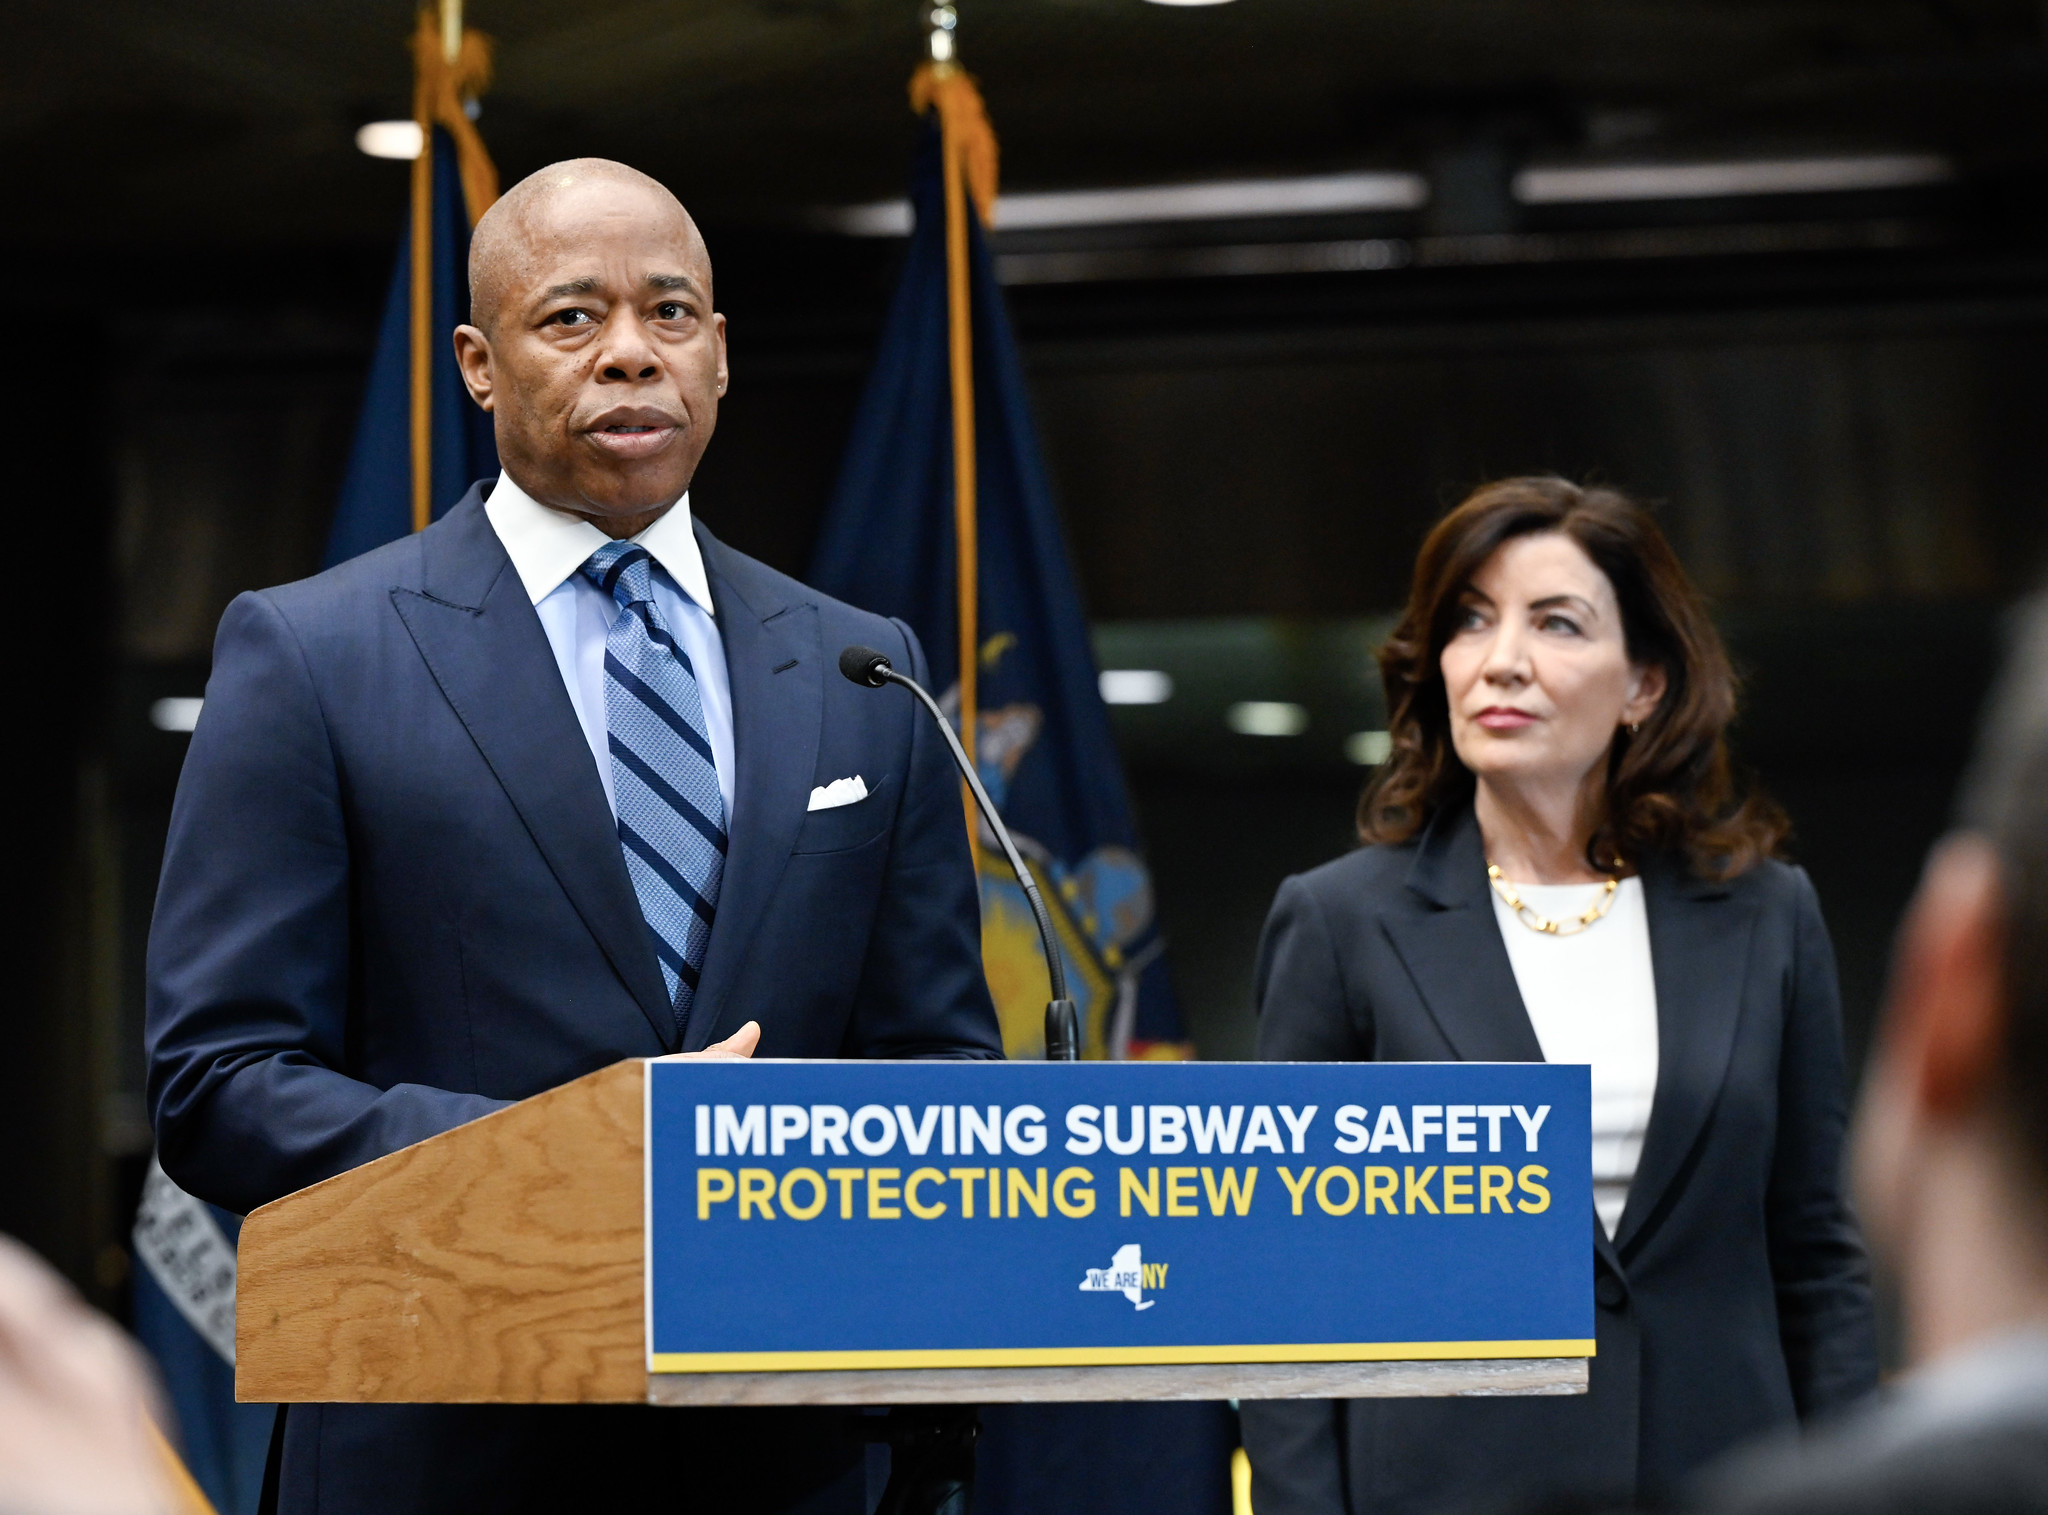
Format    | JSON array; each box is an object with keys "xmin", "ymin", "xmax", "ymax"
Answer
[
  {"xmin": 1241, "ymin": 477, "xmax": 1877, "ymax": 1514},
  {"xmin": 1692, "ymin": 596, "xmax": 2048, "ymax": 1515},
  {"xmin": 0, "ymin": 1234, "xmax": 177, "ymax": 1515}
]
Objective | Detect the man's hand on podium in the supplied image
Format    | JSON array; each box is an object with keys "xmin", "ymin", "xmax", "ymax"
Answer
[{"xmin": 691, "ymin": 1021, "xmax": 760, "ymax": 1060}]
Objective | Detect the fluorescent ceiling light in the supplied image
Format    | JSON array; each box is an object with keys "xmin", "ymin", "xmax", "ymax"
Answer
[
  {"xmin": 1226, "ymin": 700, "xmax": 1309, "ymax": 737},
  {"xmin": 1099, "ymin": 669, "xmax": 1175, "ymax": 705},
  {"xmin": 827, "ymin": 171, "xmax": 1428, "ymax": 237},
  {"xmin": 998, "ymin": 237, "xmax": 1407, "ymax": 285},
  {"xmin": 151, "ymin": 697, "xmax": 204, "ymax": 733},
  {"xmin": 1146, "ymin": 0, "xmax": 1236, "ymax": 6},
  {"xmin": 831, "ymin": 202, "xmax": 916, "ymax": 236},
  {"xmin": 356, "ymin": 121, "xmax": 424, "ymax": 161},
  {"xmin": 1514, "ymin": 154, "xmax": 1951, "ymax": 205},
  {"xmin": 1345, "ymin": 730, "xmax": 1393, "ymax": 766}
]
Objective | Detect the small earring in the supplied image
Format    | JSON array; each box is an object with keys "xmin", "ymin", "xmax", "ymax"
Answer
[{"xmin": 1627, "ymin": 720, "xmax": 1641, "ymax": 735}]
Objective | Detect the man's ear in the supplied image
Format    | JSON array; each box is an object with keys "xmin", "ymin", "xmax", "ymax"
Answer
[
  {"xmin": 1888, "ymin": 834, "xmax": 2009, "ymax": 1118},
  {"xmin": 452, "ymin": 324, "xmax": 495, "ymax": 411}
]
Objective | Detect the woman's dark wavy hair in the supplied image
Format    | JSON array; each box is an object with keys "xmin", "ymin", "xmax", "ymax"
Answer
[{"xmin": 1359, "ymin": 476, "xmax": 1786, "ymax": 878}]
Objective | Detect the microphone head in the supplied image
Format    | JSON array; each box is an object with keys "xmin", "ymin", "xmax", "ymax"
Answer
[{"xmin": 839, "ymin": 645, "xmax": 894, "ymax": 688}]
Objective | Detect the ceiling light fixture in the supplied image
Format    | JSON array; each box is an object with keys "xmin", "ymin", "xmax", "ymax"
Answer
[
  {"xmin": 1144, "ymin": 0, "xmax": 1236, "ymax": 7},
  {"xmin": 1098, "ymin": 670, "xmax": 1175, "ymax": 705},
  {"xmin": 356, "ymin": 121, "xmax": 424, "ymax": 161},
  {"xmin": 825, "ymin": 170, "xmax": 1428, "ymax": 236},
  {"xmin": 1514, "ymin": 153, "xmax": 1951, "ymax": 205},
  {"xmin": 1226, "ymin": 701, "xmax": 1309, "ymax": 737},
  {"xmin": 1345, "ymin": 730, "xmax": 1393, "ymax": 766}
]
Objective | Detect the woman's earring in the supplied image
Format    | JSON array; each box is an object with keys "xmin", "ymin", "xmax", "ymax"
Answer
[{"xmin": 1627, "ymin": 720, "xmax": 1641, "ymax": 735}]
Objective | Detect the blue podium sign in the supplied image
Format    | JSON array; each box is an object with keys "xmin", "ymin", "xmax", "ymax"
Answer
[{"xmin": 646, "ymin": 1061, "xmax": 1592, "ymax": 1373}]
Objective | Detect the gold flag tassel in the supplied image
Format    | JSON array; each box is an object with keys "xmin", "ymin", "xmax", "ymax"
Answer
[
  {"xmin": 409, "ymin": 1, "xmax": 501, "ymax": 533},
  {"xmin": 909, "ymin": 10, "xmax": 1000, "ymax": 853}
]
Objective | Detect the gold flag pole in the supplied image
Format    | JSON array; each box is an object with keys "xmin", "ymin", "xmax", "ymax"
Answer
[
  {"xmin": 407, "ymin": 8, "xmax": 438, "ymax": 535},
  {"xmin": 910, "ymin": 6, "xmax": 999, "ymax": 854},
  {"xmin": 145, "ymin": 1418, "xmax": 220, "ymax": 1515},
  {"xmin": 408, "ymin": 0, "xmax": 500, "ymax": 533}
]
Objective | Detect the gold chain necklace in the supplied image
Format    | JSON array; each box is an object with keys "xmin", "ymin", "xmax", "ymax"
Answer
[{"xmin": 1486, "ymin": 862, "xmax": 1623, "ymax": 937}]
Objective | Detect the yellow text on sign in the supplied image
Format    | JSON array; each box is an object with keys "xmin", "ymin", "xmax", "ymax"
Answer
[
  {"xmin": 697, "ymin": 1166, "xmax": 1102, "ymax": 1220},
  {"xmin": 694, "ymin": 1163, "xmax": 1548, "ymax": 1220}
]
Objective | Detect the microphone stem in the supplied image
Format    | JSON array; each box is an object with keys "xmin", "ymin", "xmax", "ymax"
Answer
[{"xmin": 879, "ymin": 668, "xmax": 1072, "ymax": 1010}]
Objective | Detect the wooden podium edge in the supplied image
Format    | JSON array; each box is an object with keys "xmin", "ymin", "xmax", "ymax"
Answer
[
  {"xmin": 236, "ymin": 1058, "xmax": 648, "ymax": 1404},
  {"xmin": 650, "ymin": 1357, "xmax": 1588, "ymax": 1406}
]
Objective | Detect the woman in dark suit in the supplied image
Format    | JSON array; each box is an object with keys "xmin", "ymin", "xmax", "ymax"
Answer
[{"xmin": 1241, "ymin": 478, "xmax": 1877, "ymax": 1514}]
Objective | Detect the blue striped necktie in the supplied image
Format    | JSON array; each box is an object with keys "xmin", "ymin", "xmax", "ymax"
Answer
[{"xmin": 581, "ymin": 541, "xmax": 727, "ymax": 1036}]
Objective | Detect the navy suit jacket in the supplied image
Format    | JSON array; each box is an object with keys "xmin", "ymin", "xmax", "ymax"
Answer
[
  {"xmin": 1239, "ymin": 802, "xmax": 1877, "ymax": 1515},
  {"xmin": 145, "ymin": 481, "xmax": 1001, "ymax": 1512}
]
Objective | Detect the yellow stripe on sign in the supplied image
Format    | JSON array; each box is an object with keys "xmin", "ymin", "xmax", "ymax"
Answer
[{"xmin": 648, "ymin": 1339, "xmax": 1596, "ymax": 1373}]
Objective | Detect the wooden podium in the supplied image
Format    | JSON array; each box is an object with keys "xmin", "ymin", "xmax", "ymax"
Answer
[{"xmin": 236, "ymin": 1059, "xmax": 1588, "ymax": 1407}]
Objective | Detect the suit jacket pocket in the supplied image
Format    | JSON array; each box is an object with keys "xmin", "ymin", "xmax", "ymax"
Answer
[{"xmin": 791, "ymin": 773, "xmax": 894, "ymax": 855}]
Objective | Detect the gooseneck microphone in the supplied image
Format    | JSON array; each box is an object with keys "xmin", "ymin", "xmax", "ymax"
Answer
[{"xmin": 840, "ymin": 644, "xmax": 1081, "ymax": 1061}]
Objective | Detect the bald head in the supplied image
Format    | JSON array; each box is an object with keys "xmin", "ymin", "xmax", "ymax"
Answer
[
  {"xmin": 468, "ymin": 158, "xmax": 711, "ymax": 335},
  {"xmin": 451, "ymin": 156, "xmax": 729, "ymax": 534}
]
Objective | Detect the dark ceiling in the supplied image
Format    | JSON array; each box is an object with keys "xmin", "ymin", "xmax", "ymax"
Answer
[{"xmin": 9, "ymin": 0, "xmax": 2046, "ymax": 250}]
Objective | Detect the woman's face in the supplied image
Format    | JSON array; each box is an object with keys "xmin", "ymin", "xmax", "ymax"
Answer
[{"xmin": 1439, "ymin": 531, "xmax": 1666, "ymax": 795}]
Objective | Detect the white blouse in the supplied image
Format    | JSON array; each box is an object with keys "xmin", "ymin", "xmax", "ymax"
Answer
[{"xmin": 1490, "ymin": 876, "xmax": 1660, "ymax": 1239}]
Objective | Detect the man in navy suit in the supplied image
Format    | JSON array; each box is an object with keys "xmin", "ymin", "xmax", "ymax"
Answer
[{"xmin": 146, "ymin": 158, "xmax": 1003, "ymax": 1513}]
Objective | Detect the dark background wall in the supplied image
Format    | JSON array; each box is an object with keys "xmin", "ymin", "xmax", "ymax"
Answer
[{"xmin": 710, "ymin": 240, "xmax": 2041, "ymax": 1075}]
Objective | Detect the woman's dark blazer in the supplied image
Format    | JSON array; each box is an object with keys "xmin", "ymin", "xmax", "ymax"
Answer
[{"xmin": 1240, "ymin": 801, "xmax": 1878, "ymax": 1515}]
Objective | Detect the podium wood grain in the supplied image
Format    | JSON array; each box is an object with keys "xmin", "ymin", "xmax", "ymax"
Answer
[{"xmin": 236, "ymin": 1059, "xmax": 647, "ymax": 1403}]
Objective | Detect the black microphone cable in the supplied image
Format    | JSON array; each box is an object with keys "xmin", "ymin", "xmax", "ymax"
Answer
[{"xmin": 839, "ymin": 644, "xmax": 1081, "ymax": 1061}]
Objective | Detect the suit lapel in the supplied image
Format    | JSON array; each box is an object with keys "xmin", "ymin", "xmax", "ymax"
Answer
[
  {"xmin": 390, "ymin": 488, "xmax": 678, "ymax": 1050},
  {"xmin": 1612, "ymin": 860, "xmax": 1758, "ymax": 1255},
  {"xmin": 1593, "ymin": 1218, "xmax": 1622, "ymax": 1280},
  {"xmin": 683, "ymin": 525, "xmax": 823, "ymax": 1050},
  {"xmin": 1386, "ymin": 802, "xmax": 1623, "ymax": 1272},
  {"xmin": 1379, "ymin": 802, "xmax": 1547, "ymax": 1064}
]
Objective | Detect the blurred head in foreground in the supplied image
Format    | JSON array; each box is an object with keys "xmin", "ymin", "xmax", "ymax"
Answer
[
  {"xmin": 1857, "ymin": 596, "xmax": 2048, "ymax": 1363},
  {"xmin": 1694, "ymin": 597, "xmax": 2048, "ymax": 1515}
]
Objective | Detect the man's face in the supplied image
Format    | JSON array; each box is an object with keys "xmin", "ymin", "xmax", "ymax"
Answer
[{"xmin": 454, "ymin": 179, "xmax": 727, "ymax": 525}]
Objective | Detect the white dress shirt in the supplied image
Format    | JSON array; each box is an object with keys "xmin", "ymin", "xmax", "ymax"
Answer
[
  {"xmin": 1491, "ymin": 876, "xmax": 1661, "ymax": 1239},
  {"xmin": 483, "ymin": 471, "xmax": 735, "ymax": 822}
]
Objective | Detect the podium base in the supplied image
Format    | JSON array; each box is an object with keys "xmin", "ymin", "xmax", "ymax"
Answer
[{"xmin": 872, "ymin": 1407, "xmax": 976, "ymax": 1515}]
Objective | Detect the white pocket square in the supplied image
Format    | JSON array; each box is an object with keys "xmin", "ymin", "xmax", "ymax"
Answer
[{"xmin": 807, "ymin": 775, "xmax": 869, "ymax": 811}]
